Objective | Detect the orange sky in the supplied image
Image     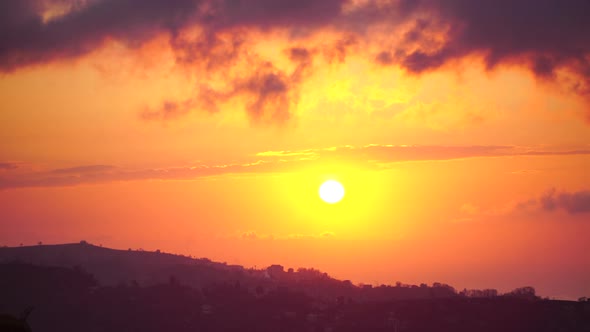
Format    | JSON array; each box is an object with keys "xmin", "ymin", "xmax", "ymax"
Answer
[{"xmin": 1, "ymin": 0, "xmax": 590, "ymax": 300}]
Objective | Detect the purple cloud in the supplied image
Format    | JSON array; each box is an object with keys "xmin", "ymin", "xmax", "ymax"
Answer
[
  {"xmin": 541, "ymin": 189, "xmax": 590, "ymax": 215},
  {"xmin": 0, "ymin": 0, "xmax": 346, "ymax": 72},
  {"xmin": 375, "ymin": 1, "xmax": 590, "ymax": 112},
  {"xmin": 3, "ymin": 1, "xmax": 590, "ymax": 121}
]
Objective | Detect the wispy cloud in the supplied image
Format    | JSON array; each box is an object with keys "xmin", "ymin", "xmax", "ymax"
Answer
[
  {"xmin": 0, "ymin": 161, "xmax": 273, "ymax": 189},
  {"xmin": 140, "ymin": 100, "xmax": 195, "ymax": 121},
  {"xmin": 1, "ymin": 145, "xmax": 589, "ymax": 189},
  {"xmin": 50, "ymin": 164, "xmax": 116, "ymax": 174},
  {"xmin": 227, "ymin": 230, "xmax": 336, "ymax": 241},
  {"xmin": 255, "ymin": 149, "xmax": 318, "ymax": 158},
  {"xmin": 256, "ymin": 145, "xmax": 590, "ymax": 165},
  {"xmin": 0, "ymin": 162, "xmax": 19, "ymax": 170}
]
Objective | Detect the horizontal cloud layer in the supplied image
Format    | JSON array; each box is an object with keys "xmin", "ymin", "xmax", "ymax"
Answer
[
  {"xmin": 1, "ymin": 145, "xmax": 588, "ymax": 189},
  {"xmin": 0, "ymin": 162, "xmax": 19, "ymax": 170},
  {"xmin": 2, "ymin": 0, "xmax": 590, "ymax": 121}
]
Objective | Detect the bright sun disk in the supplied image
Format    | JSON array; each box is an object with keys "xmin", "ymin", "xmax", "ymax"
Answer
[{"xmin": 319, "ymin": 180, "xmax": 345, "ymax": 204}]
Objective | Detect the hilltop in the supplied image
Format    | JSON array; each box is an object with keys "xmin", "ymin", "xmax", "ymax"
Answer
[
  {"xmin": 0, "ymin": 243, "xmax": 359, "ymax": 301},
  {"xmin": 0, "ymin": 242, "xmax": 550, "ymax": 302},
  {"xmin": 1, "ymin": 243, "xmax": 590, "ymax": 331},
  {"xmin": 0, "ymin": 242, "xmax": 228, "ymax": 286}
]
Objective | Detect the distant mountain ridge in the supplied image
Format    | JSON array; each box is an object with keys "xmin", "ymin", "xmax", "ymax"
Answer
[
  {"xmin": 0, "ymin": 243, "xmax": 545, "ymax": 302},
  {"xmin": 3, "ymin": 243, "xmax": 590, "ymax": 332},
  {"xmin": 0, "ymin": 242, "xmax": 360, "ymax": 300},
  {"xmin": 0, "ymin": 243, "xmax": 251, "ymax": 287}
]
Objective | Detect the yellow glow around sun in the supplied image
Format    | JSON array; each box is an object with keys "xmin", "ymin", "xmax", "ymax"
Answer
[{"xmin": 319, "ymin": 180, "xmax": 345, "ymax": 204}]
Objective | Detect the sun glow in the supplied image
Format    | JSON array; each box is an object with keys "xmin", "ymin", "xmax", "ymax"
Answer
[{"xmin": 319, "ymin": 180, "xmax": 345, "ymax": 204}]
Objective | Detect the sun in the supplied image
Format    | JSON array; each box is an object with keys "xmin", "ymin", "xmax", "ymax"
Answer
[{"xmin": 319, "ymin": 180, "xmax": 345, "ymax": 204}]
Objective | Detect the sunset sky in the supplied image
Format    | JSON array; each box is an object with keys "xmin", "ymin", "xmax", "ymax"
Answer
[{"xmin": 1, "ymin": 0, "xmax": 590, "ymax": 300}]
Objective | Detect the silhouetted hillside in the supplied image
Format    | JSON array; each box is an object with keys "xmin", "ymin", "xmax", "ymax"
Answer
[
  {"xmin": 1, "ymin": 261, "xmax": 589, "ymax": 332},
  {"xmin": 0, "ymin": 243, "xmax": 356, "ymax": 300},
  {"xmin": 0, "ymin": 243, "xmax": 209, "ymax": 285},
  {"xmin": 0, "ymin": 243, "xmax": 567, "ymax": 303}
]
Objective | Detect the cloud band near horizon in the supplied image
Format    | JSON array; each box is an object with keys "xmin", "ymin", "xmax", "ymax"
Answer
[{"xmin": 1, "ymin": 144, "xmax": 589, "ymax": 190}]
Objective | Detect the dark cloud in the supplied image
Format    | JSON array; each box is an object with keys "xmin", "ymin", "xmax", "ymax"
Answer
[
  {"xmin": 3, "ymin": 1, "xmax": 590, "ymax": 77},
  {"xmin": 141, "ymin": 61, "xmax": 302, "ymax": 124},
  {"xmin": 288, "ymin": 47, "xmax": 312, "ymax": 63},
  {"xmin": 288, "ymin": 46, "xmax": 314, "ymax": 81},
  {"xmin": 213, "ymin": 0, "xmax": 345, "ymax": 30},
  {"xmin": 402, "ymin": 18, "xmax": 431, "ymax": 44},
  {"xmin": 2, "ymin": 0, "xmax": 590, "ymax": 121},
  {"xmin": 378, "ymin": 1, "xmax": 590, "ymax": 70},
  {"xmin": 375, "ymin": 51, "xmax": 394, "ymax": 66},
  {"xmin": 375, "ymin": 0, "xmax": 590, "ymax": 111},
  {"xmin": 237, "ymin": 65, "xmax": 292, "ymax": 122},
  {"xmin": 0, "ymin": 0, "xmax": 346, "ymax": 72},
  {"xmin": 0, "ymin": 0, "xmax": 202, "ymax": 71},
  {"xmin": 173, "ymin": 50, "xmax": 314, "ymax": 123},
  {"xmin": 170, "ymin": 30, "xmax": 246, "ymax": 71},
  {"xmin": 540, "ymin": 189, "xmax": 590, "ymax": 215}
]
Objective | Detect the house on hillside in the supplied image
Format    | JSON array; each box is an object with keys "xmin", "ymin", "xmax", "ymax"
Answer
[{"xmin": 266, "ymin": 264, "xmax": 284, "ymax": 279}]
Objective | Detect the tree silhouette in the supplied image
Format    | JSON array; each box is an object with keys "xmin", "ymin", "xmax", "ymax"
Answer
[{"xmin": 506, "ymin": 286, "xmax": 537, "ymax": 299}]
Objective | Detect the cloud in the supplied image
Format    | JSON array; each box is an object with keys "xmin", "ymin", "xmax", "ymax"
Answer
[
  {"xmin": 321, "ymin": 35, "xmax": 357, "ymax": 64},
  {"xmin": 140, "ymin": 99, "xmax": 195, "ymax": 121},
  {"xmin": 50, "ymin": 164, "xmax": 116, "ymax": 174},
  {"xmin": 233, "ymin": 62, "xmax": 294, "ymax": 123},
  {"xmin": 196, "ymin": 47, "xmax": 314, "ymax": 123},
  {"xmin": 1, "ymin": 145, "xmax": 589, "ymax": 189},
  {"xmin": 373, "ymin": 1, "xmax": 590, "ymax": 113},
  {"xmin": 1, "ymin": 0, "xmax": 318, "ymax": 124},
  {"xmin": 540, "ymin": 189, "xmax": 590, "ymax": 215},
  {"xmin": 142, "ymin": 46, "xmax": 315, "ymax": 123},
  {"xmin": 461, "ymin": 188, "xmax": 590, "ymax": 221},
  {"xmin": 0, "ymin": 0, "xmax": 345, "ymax": 72},
  {"xmin": 0, "ymin": 161, "xmax": 281, "ymax": 189},
  {"xmin": 0, "ymin": 0, "xmax": 200, "ymax": 71},
  {"xmin": 257, "ymin": 145, "xmax": 590, "ymax": 165},
  {"xmin": 0, "ymin": 162, "xmax": 19, "ymax": 170},
  {"xmin": 256, "ymin": 149, "xmax": 317, "ymax": 158},
  {"xmin": 3, "ymin": 1, "xmax": 590, "ymax": 122},
  {"xmin": 2, "ymin": 1, "xmax": 589, "ymax": 77},
  {"xmin": 375, "ymin": 51, "xmax": 394, "ymax": 66},
  {"xmin": 0, "ymin": 0, "xmax": 590, "ymax": 122},
  {"xmin": 232, "ymin": 230, "xmax": 335, "ymax": 241}
]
